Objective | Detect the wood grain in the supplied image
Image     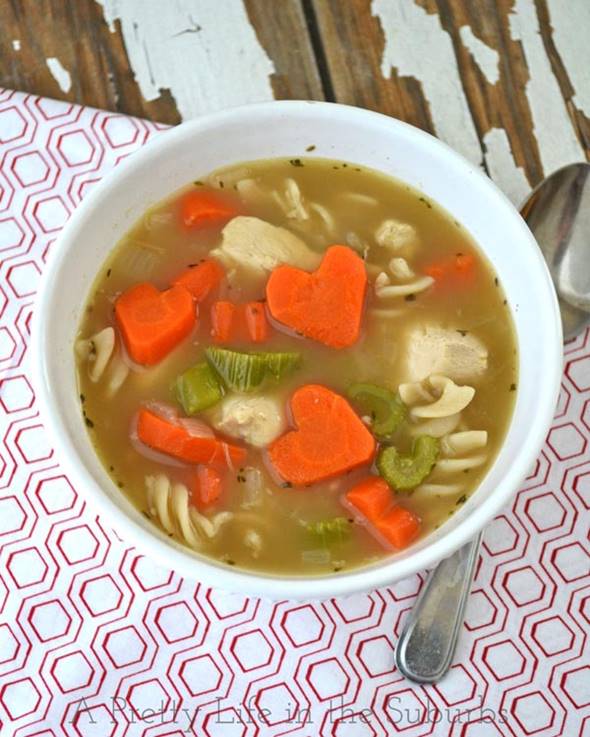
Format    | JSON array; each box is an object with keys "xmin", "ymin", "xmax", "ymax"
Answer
[
  {"xmin": 0, "ymin": 0, "xmax": 182, "ymax": 123},
  {"xmin": 309, "ymin": 0, "xmax": 436, "ymax": 133},
  {"xmin": 1, "ymin": 0, "xmax": 589, "ymax": 201},
  {"xmin": 311, "ymin": 0, "xmax": 589, "ymax": 190},
  {"xmin": 535, "ymin": 0, "xmax": 590, "ymax": 153},
  {"xmin": 244, "ymin": 0, "xmax": 324, "ymax": 101},
  {"xmin": 0, "ymin": 0, "xmax": 323, "ymax": 124}
]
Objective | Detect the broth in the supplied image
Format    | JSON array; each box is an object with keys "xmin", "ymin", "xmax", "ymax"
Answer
[{"xmin": 76, "ymin": 157, "xmax": 517, "ymax": 575}]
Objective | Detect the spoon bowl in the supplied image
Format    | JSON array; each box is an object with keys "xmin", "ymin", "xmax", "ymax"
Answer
[{"xmin": 521, "ymin": 162, "xmax": 590, "ymax": 341}]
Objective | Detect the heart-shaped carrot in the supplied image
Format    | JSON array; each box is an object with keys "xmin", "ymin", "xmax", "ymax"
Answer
[
  {"xmin": 268, "ymin": 384, "xmax": 376, "ymax": 486},
  {"xmin": 172, "ymin": 259, "xmax": 224, "ymax": 301},
  {"xmin": 266, "ymin": 245, "xmax": 367, "ymax": 349},
  {"xmin": 115, "ymin": 282, "xmax": 196, "ymax": 366}
]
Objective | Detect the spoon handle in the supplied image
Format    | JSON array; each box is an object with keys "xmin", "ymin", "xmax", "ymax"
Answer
[{"xmin": 395, "ymin": 533, "xmax": 482, "ymax": 683}]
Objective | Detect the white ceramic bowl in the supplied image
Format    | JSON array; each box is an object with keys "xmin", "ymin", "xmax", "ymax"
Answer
[{"xmin": 32, "ymin": 101, "xmax": 562, "ymax": 599}]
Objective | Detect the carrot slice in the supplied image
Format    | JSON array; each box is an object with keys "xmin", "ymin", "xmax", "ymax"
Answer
[
  {"xmin": 376, "ymin": 506, "xmax": 421, "ymax": 549},
  {"xmin": 268, "ymin": 384, "xmax": 376, "ymax": 486},
  {"xmin": 189, "ymin": 466, "xmax": 224, "ymax": 509},
  {"xmin": 137, "ymin": 409, "xmax": 246, "ymax": 467},
  {"xmin": 346, "ymin": 476, "xmax": 392, "ymax": 521},
  {"xmin": 424, "ymin": 252, "xmax": 476, "ymax": 286},
  {"xmin": 115, "ymin": 283, "xmax": 196, "ymax": 366},
  {"xmin": 424, "ymin": 264, "xmax": 446, "ymax": 281},
  {"xmin": 172, "ymin": 259, "xmax": 224, "ymax": 302},
  {"xmin": 211, "ymin": 300, "xmax": 270, "ymax": 343},
  {"xmin": 211, "ymin": 301, "xmax": 237, "ymax": 343},
  {"xmin": 455, "ymin": 253, "xmax": 475, "ymax": 274},
  {"xmin": 266, "ymin": 245, "xmax": 367, "ymax": 349},
  {"xmin": 244, "ymin": 302, "xmax": 269, "ymax": 342},
  {"xmin": 345, "ymin": 475, "xmax": 421, "ymax": 550},
  {"xmin": 180, "ymin": 189, "xmax": 239, "ymax": 229}
]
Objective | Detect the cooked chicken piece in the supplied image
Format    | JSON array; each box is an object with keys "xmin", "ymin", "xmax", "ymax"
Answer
[
  {"xmin": 375, "ymin": 218, "xmax": 418, "ymax": 252},
  {"xmin": 403, "ymin": 325, "xmax": 488, "ymax": 382},
  {"xmin": 211, "ymin": 216, "xmax": 320, "ymax": 274},
  {"xmin": 212, "ymin": 395, "xmax": 285, "ymax": 448}
]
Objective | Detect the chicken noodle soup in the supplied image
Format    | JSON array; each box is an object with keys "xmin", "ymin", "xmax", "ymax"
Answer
[{"xmin": 76, "ymin": 158, "xmax": 517, "ymax": 575}]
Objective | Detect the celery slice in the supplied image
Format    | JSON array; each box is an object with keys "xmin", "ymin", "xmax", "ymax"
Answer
[
  {"xmin": 175, "ymin": 362, "xmax": 224, "ymax": 414},
  {"xmin": 377, "ymin": 435, "xmax": 439, "ymax": 492},
  {"xmin": 305, "ymin": 517, "xmax": 351, "ymax": 546},
  {"xmin": 347, "ymin": 382, "xmax": 406, "ymax": 439},
  {"xmin": 205, "ymin": 347, "xmax": 301, "ymax": 392}
]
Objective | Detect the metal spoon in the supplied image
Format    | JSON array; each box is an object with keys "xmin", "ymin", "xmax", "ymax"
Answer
[
  {"xmin": 521, "ymin": 163, "xmax": 590, "ymax": 340},
  {"xmin": 395, "ymin": 162, "xmax": 590, "ymax": 683}
]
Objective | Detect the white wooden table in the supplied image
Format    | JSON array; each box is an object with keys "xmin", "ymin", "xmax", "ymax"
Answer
[{"xmin": 2, "ymin": 0, "xmax": 589, "ymax": 203}]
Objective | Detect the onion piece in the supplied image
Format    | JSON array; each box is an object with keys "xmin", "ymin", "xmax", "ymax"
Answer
[
  {"xmin": 222, "ymin": 442, "xmax": 236, "ymax": 472},
  {"xmin": 301, "ymin": 549, "xmax": 331, "ymax": 565},
  {"xmin": 241, "ymin": 467, "xmax": 264, "ymax": 509},
  {"xmin": 178, "ymin": 417, "xmax": 215, "ymax": 439},
  {"xmin": 144, "ymin": 400, "xmax": 179, "ymax": 422}
]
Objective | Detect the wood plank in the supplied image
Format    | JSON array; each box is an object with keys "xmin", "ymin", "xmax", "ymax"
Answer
[
  {"xmin": 245, "ymin": 0, "xmax": 324, "ymax": 101},
  {"xmin": 0, "ymin": 0, "xmax": 323, "ymax": 123},
  {"xmin": 0, "ymin": 0, "xmax": 181, "ymax": 123},
  {"xmin": 536, "ymin": 0, "xmax": 590, "ymax": 154},
  {"xmin": 311, "ymin": 0, "xmax": 589, "ymax": 203},
  {"xmin": 308, "ymin": 0, "xmax": 438, "ymax": 135}
]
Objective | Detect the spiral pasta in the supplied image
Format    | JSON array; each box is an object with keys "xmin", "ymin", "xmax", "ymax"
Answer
[
  {"xmin": 76, "ymin": 326, "xmax": 115, "ymax": 382},
  {"xmin": 309, "ymin": 202, "xmax": 336, "ymax": 234},
  {"xmin": 282, "ymin": 177, "xmax": 310, "ymax": 220},
  {"xmin": 235, "ymin": 178, "xmax": 269, "ymax": 206},
  {"xmin": 342, "ymin": 192, "xmax": 379, "ymax": 207},
  {"xmin": 398, "ymin": 375, "xmax": 486, "ymax": 499},
  {"xmin": 375, "ymin": 271, "xmax": 434, "ymax": 298},
  {"xmin": 105, "ymin": 353, "xmax": 130, "ymax": 397},
  {"xmin": 399, "ymin": 375, "xmax": 475, "ymax": 419},
  {"xmin": 374, "ymin": 256, "xmax": 434, "ymax": 299},
  {"xmin": 414, "ymin": 430, "xmax": 488, "ymax": 499},
  {"xmin": 145, "ymin": 474, "xmax": 232, "ymax": 550},
  {"xmin": 76, "ymin": 326, "xmax": 129, "ymax": 396},
  {"xmin": 278, "ymin": 178, "xmax": 337, "ymax": 235},
  {"xmin": 236, "ymin": 176, "xmax": 337, "ymax": 239}
]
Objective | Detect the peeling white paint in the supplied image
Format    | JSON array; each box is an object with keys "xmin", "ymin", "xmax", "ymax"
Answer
[
  {"xmin": 459, "ymin": 26, "xmax": 499, "ymax": 85},
  {"xmin": 483, "ymin": 128, "xmax": 530, "ymax": 205},
  {"xmin": 372, "ymin": 0, "xmax": 482, "ymax": 166},
  {"xmin": 96, "ymin": 0, "xmax": 275, "ymax": 120},
  {"xmin": 46, "ymin": 57, "xmax": 72, "ymax": 93},
  {"xmin": 12, "ymin": 39, "xmax": 21, "ymax": 51},
  {"xmin": 546, "ymin": 0, "xmax": 590, "ymax": 117},
  {"xmin": 510, "ymin": 0, "xmax": 584, "ymax": 174}
]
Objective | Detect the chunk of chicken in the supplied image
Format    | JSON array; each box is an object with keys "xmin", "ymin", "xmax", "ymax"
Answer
[
  {"xmin": 403, "ymin": 325, "xmax": 488, "ymax": 382},
  {"xmin": 211, "ymin": 216, "xmax": 320, "ymax": 274},
  {"xmin": 212, "ymin": 395, "xmax": 285, "ymax": 448},
  {"xmin": 375, "ymin": 218, "xmax": 418, "ymax": 252}
]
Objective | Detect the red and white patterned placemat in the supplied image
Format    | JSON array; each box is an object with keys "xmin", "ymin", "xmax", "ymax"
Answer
[{"xmin": 0, "ymin": 87, "xmax": 589, "ymax": 737}]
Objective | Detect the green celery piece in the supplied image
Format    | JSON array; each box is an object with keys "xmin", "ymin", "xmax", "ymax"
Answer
[
  {"xmin": 377, "ymin": 435, "xmax": 439, "ymax": 492},
  {"xmin": 347, "ymin": 382, "xmax": 407, "ymax": 439},
  {"xmin": 175, "ymin": 362, "xmax": 224, "ymax": 414},
  {"xmin": 305, "ymin": 517, "xmax": 351, "ymax": 546},
  {"xmin": 205, "ymin": 347, "xmax": 301, "ymax": 393}
]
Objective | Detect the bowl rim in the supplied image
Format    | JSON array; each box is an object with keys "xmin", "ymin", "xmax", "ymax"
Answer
[{"xmin": 31, "ymin": 100, "xmax": 563, "ymax": 599}]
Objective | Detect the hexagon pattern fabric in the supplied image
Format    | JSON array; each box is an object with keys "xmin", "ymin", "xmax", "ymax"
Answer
[{"xmin": 0, "ymin": 87, "xmax": 589, "ymax": 737}]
